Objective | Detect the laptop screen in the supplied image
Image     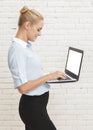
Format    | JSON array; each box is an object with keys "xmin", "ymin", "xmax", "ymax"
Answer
[{"xmin": 66, "ymin": 49, "xmax": 83, "ymax": 76}]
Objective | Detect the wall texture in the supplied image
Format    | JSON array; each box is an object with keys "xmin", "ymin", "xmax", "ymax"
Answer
[{"xmin": 0, "ymin": 0, "xmax": 93, "ymax": 130}]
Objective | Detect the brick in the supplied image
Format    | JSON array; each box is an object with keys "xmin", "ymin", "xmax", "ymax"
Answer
[{"xmin": 0, "ymin": 0, "xmax": 93, "ymax": 130}]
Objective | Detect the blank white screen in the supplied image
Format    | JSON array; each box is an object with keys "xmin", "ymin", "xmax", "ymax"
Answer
[{"xmin": 66, "ymin": 50, "xmax": 82, "ymax": 75}]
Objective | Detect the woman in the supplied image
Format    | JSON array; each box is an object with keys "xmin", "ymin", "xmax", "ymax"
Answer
[{"xmin": 8, "ymin": 6, "xmax": 66, "ymax": 130}]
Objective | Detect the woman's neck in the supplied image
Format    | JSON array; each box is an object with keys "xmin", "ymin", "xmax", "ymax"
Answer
[{"xmin": 16, "ymin": 28, "xmax": 28, "ymax": 43}]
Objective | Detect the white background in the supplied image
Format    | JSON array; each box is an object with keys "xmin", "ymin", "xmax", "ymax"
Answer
[{"xmin": 0, "ymin": 0, "xmax": 93, "ymax": 130}]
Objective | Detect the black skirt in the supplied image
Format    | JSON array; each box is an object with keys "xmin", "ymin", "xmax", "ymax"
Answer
[{"xmin": 19, "ymin": 92, "xmax": 57, "ymax": 130}]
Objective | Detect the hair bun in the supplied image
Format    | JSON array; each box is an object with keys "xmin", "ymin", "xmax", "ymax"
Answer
[{"xmin": 20, "ymin": 6, "xmax": 29, "ymax": 14}]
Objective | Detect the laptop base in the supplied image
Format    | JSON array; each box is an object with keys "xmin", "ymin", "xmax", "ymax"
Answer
[{"xmin": 47, "ymin": 79, "xmax": 77, "ymax": 83}]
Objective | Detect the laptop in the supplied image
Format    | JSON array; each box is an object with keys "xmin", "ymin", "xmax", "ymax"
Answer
[{"xmin": 47, "ymin": 47, "xmax": 84, "ymax": 83}]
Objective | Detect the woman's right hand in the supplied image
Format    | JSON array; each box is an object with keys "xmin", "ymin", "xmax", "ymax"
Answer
[
  {"xmin": 17, "ymin": 71, "xmax": 67, "ymax": 94},
  {"xmin": 47, "ymin": 71, "xmax": 67, "ymax": 81}
]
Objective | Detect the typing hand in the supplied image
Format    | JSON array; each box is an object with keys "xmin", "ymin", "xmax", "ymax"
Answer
[{"xmin": 48, "ymin": 71, "xmax": 67, "ymax": 81}]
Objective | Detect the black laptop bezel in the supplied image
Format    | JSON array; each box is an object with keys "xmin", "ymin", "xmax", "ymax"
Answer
[{"xmin": 65, "ymin": 47, "xmax": 84, "ymax": 81}]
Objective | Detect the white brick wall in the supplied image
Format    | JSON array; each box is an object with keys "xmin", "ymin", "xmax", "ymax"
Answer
[{"xmin": 0, "ymin": 0, "xmax": 93, "ymax": 130}]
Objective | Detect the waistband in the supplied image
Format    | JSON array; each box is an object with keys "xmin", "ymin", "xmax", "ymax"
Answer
[{"xmin": 22, "ymin": 91, "xmax": 49, "ymax": 99}]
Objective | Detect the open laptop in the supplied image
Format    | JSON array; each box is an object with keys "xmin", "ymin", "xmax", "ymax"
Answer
[{"xmin": 47, "ymin": 47, "xmax": 84, "ymax": 83}]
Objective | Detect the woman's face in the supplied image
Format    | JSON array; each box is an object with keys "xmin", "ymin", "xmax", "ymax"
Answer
[{"xmin": 27, "ymin": 20, "xmax": 44, "ymax": 42}]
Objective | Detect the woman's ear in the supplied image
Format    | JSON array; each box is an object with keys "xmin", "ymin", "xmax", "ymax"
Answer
[{"xmin": 24, "ymin": 21, "xmax": 31, "ymax": 30}]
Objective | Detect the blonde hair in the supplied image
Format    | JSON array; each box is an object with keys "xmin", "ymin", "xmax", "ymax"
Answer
[{"xmin": 18, "ymin": 6, "xmax": 44, "ymax": 27}]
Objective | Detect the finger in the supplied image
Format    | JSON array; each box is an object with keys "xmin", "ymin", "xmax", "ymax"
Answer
[{"xmin": 61, "ymin": 74, "xmax": 67, "ymax": 79}]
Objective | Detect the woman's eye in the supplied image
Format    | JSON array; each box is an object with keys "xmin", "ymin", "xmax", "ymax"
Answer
[
  {"xmin": 37, "ymin": 29, "xmax": 40, "ymax": 32},
  {"xmin": 37, "ymin": 28, "xmax": 42, "ymax": 32}
]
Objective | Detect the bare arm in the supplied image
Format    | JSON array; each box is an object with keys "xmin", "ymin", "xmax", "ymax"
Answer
[{"xmin": 17, "ymin": 71, "xmax": 66, "ymax": 94}]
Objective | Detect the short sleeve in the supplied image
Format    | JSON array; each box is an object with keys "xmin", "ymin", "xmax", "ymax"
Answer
[{"xmin": 8, "ymin": 45, "xmax": 27, "ymax": 88}]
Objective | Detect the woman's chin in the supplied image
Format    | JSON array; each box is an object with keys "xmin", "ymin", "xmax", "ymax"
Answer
[
  {"xmin": 30, "ymin": 39, "xmax": 36, "ymax": 42},
  {"xmin": 31, "ymin": 37, "xmax": 37, "ymax": 42}
]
